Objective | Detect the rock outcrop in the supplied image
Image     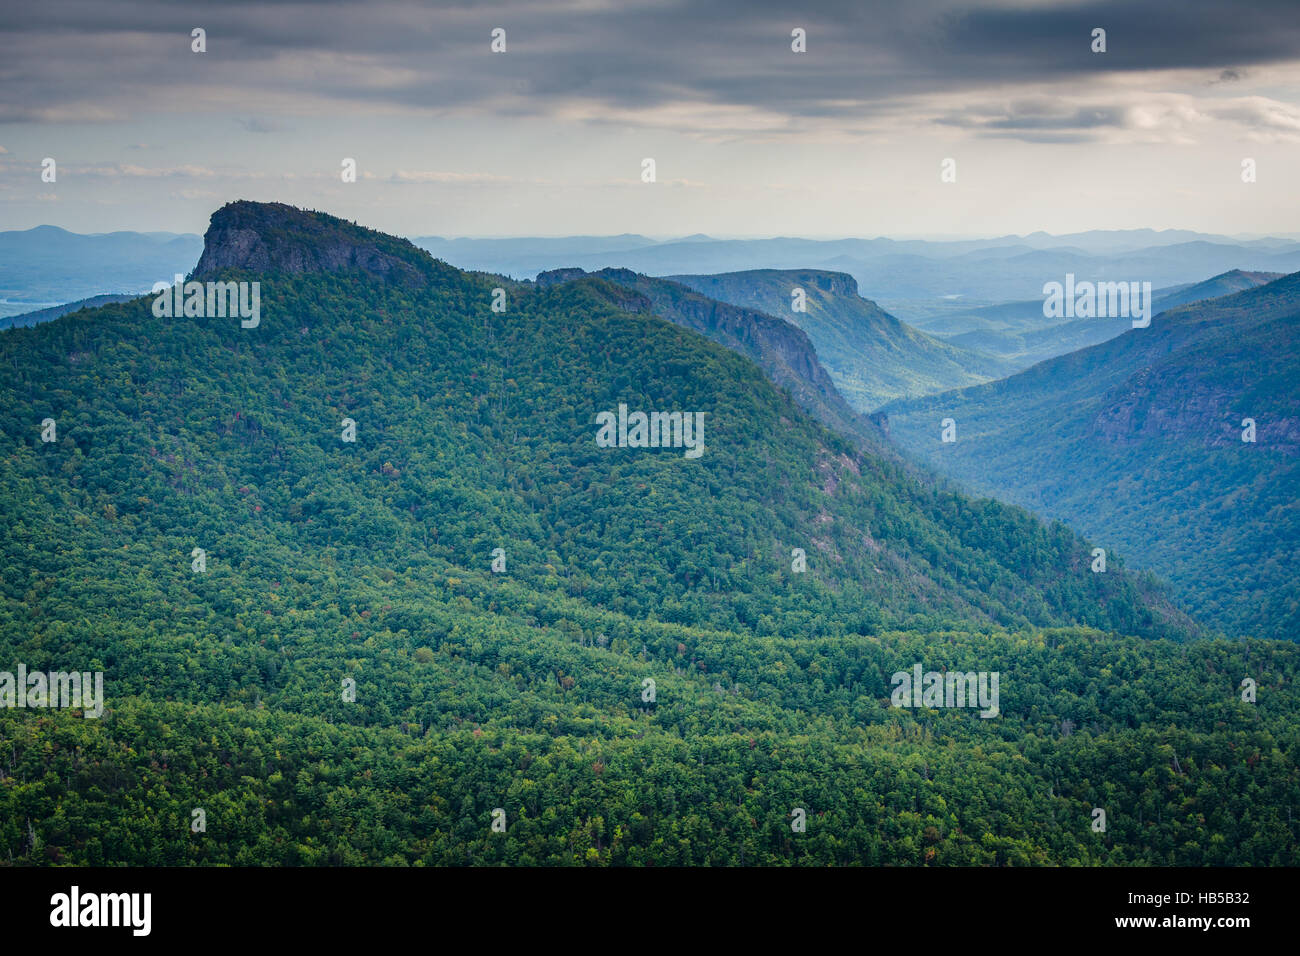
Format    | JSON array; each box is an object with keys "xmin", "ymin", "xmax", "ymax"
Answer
[{"xmin": 192, "ymin": 200, "xmax": 435, "ymax": 288}]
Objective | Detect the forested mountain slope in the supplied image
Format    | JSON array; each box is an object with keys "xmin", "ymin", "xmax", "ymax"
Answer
[
  {"xmin": 882, "ymin": 273, "xmax": 1300, "ymax": 640},
  {"xmin": 2, "ymin": 201, "xmax": 1294, "ymax": 866},
  {"xmin": 534, "ymin": 266, "xmax": 891, "ymax": 454}
]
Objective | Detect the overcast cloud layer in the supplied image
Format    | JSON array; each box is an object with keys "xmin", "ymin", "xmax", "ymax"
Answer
[{"xmin": 1, "ymin": 0, "xmax": 1297, "ymax": 236}]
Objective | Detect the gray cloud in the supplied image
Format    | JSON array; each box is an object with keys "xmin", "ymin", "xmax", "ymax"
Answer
[{"xmin": 1, "ymin": 0, "xmax": 1297, "ymax": 139}]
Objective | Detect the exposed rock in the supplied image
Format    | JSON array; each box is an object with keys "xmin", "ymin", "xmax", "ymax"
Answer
[{"xmin": 192, "ymin": 200, "xmax": 433, "ymax": 288}]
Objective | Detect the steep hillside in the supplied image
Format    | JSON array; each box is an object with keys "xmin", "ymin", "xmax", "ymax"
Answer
[
  {"xmin": 881, "ymin": 273, "xmax": 1300, "ymax": 640},
  {"xmin": 534, "ymin": 267, "xmax": 889, "ymax": 453},
  {"xmin": 670, "ymin": 269, "xmax": 1010, "ymax": 411}
]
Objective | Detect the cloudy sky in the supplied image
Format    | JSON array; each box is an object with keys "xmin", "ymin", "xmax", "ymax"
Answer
[{"xmin": 1, "ymin": 0, "xmax": 1298, "ymax": 237}]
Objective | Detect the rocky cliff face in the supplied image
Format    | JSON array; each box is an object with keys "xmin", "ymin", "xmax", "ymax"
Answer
[
  {"xmin": 800, "ymin": 270, "xmax": 860, "ymax": 298},
  {"xmin": 535, "ymin": 267, "xmax": 589, "ymax": 289},
  {"xmin": 192, "ymin": 200, "xmax": 433, "ymax": 287}
]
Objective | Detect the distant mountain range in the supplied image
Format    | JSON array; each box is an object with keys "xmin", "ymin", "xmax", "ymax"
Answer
[
  {"xmin": 919, "ymin": 270, "xmax": 1283, "ymax": 371},
  {"xmin": 8, "ymin": 223, "xmax": 1300, "ymax": 327},
  {"xmin": 881, "ymin": 273, "xmax": 1300, "ymax": 640},
  {"xmin": 6, "ymin": 215, "xmax": 1293, "ymax": 642},
  {"xmin": 0, "ymin": 225, "xmax": 202, "ymax": 319},
  {"xmin": 410, "ymin": 230, "xmax": 1300, "ymax": 320}
]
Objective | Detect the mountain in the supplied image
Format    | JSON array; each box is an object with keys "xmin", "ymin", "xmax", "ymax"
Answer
[
  {"xmin": 667, "ymin": 269, "xmax": 1011, "ymax": 411},
  {"xmin": 0, "ymin": 225, "xmax": 203, "ymax": 319},
  {"xmin": 923, "ymin": 270, "xmax": 1283, "ymax": 370},
  {"xmin": 193, "ymin": 201, "xmax": 432, "ymax": 285},
  {"xmin": 1148, "ymin": 269, "xmax": 1284, "ymax": 312},
  {"xmin": 532, "ymin": 266, "xmax": 889, "ymax": 451},
  {"xmin": 0, "ymin": 294, "xmax": 138, "ymax": 331},
  {"xmin": 5, "ymin": 201, "xmax": 1298, "ymax": 869},
  {"xmin": 881, "ymin": 273, "xmax": 1300, "ymax": 640}
]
